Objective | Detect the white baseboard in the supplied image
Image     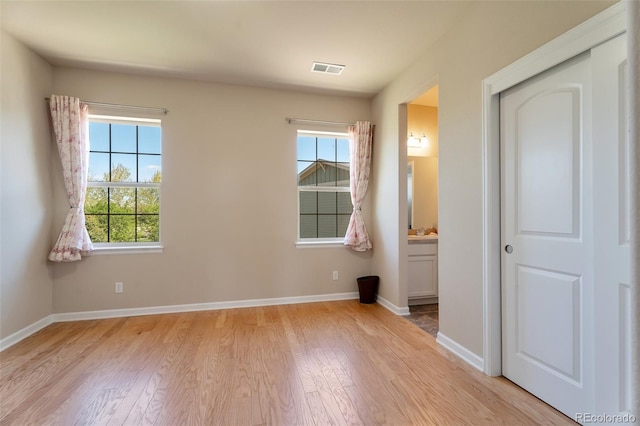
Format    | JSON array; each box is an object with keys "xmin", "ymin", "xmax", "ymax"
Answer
[
  {"xmin": 0, "ymin": 315, "xmax": 54, "ymax": 352},
  {"xmin": 408, "ymin": 296, "xmax": 438, "ymax": 306},
  {"xmin": 1, "ymin": 292, "xmax": 359, "ymax": 351},
  {"xmin": 52, "ymin": 291, "xmax": 360, "ymax": 322},
  {"xmin": 436, "ymin": 331, "xmax": 484, "ymax": 371},
  {"xmin": 376, "ymin": 296, "xmax": 410, "ymax": 316}
]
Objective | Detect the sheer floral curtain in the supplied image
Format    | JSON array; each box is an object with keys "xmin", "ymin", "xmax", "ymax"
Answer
[
  {"xmin": 48, "ymin": 95, "xmax": 93, "ymax": 262},
  {"xmin": 344, "ymin": 121, "xmax": 373, "ymax": 251}
]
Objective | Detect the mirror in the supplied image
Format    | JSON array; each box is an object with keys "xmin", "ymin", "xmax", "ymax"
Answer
[
  {"xmin": 408, "ymin": 161, "xmax": 414, "ymax": 229},
  {"xmin": 408, "ymin": 157, "xmax": 439, "ymax": 233}
]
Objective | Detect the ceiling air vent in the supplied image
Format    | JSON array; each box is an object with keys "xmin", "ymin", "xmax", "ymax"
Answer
[{"xmin": 311, "ymin": 62, "xmax": 345, "ymax": 75}]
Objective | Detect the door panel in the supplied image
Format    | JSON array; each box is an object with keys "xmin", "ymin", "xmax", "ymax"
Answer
[
  {"xmin": 591, "ymin": 34, "xmax": 630, "ymax": 415},
  {"xmin": 516, "ymin": 88, "xmax": 581, "ymax": 237},
  {"xmin": 516, "ymin": 266, "xmax": 581, "ymax": 381},
  {"xmin": 501, "ymin": 52, "xmax": 594, "ymax": 417}
]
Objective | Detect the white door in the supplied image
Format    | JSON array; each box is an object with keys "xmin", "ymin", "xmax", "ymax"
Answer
[
  {"xmin": 501, "ymin": 53, "xmax": 595, "ymax": 417},
  {"xmin": 501, "ymin": 34, "xmax": 629, "ymax": 420}
]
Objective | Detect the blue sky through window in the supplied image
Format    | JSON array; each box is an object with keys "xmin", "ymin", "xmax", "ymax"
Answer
[
  {"xmin": 111, "ymin": 124, "xmax": 136, "ymax": 152},
  {"xmin": 89, "ymin": 122, "xmax": 109, "ymax": 151},
  {"xmin": 88, "ymin": 121, "xmax": 161, "ymax": 182},
  {"xmin": 139, "ymin": 127, "xmax": 161, "ymax": 154}
]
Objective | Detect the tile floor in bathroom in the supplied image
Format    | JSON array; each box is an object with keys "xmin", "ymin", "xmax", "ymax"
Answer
[{"xmin": 405, "ymin": 304, "xmax": 439, "ymax": 338}]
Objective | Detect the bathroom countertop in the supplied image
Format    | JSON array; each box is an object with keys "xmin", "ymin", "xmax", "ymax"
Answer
[{"xmin": 408, "ymin": 234, "xmax": 438, "ymax": 243}]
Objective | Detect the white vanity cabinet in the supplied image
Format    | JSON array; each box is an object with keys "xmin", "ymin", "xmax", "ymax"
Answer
[{"xmin": 407, "ymin": 241, "xmax": 438, "ymax": 300}]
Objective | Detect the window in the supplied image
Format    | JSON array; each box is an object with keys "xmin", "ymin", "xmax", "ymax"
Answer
[
  {"xmin": 84, "ymin": 115, "xmax": 162, "ymax": 246},
  {"xmin": 297, "ymin": 130, "xmax": 352, "ymax": 241}
]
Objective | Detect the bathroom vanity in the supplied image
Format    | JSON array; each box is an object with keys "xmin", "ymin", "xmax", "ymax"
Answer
[{"xmin": 407, "ymin": 235, "xmax": 438, "ymax": 305}]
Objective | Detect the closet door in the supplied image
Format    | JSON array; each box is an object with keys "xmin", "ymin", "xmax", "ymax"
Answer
[
  {"xmin": 501, "ymin": 33, "xmax": 629, "ymax": 420},
  {"xmin": 501, "ymin": 52, "xmax": 595, "ymax": 418}
]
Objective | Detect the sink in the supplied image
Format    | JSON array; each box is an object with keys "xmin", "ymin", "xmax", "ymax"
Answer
[{"xmin": 408, "ymin": 234, "xmax": 438, "ymax": 241}]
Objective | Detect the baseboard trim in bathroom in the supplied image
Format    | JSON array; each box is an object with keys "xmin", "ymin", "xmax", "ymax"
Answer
[{"xmin": 376, "ymin": 296, "xmax": 410, "ymax": 316}]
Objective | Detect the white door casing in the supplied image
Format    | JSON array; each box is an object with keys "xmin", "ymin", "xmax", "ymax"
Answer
[{"xmin": 501, "ymin": 53, "xmax": 595, "ymax": 417}]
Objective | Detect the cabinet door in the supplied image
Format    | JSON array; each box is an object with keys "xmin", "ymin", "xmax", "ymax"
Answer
[{"xmin": 408, "ymin": 254, "xmax": 437, "ymax": 298}]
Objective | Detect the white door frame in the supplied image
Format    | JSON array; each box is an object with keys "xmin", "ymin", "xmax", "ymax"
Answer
[{"xmin": 480, "ymin": 2, "xmax": 627, "ymax": 376}]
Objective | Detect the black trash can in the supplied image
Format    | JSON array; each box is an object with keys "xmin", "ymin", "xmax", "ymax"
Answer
[{"xmin": 357, "ymin": 276, "xmax": 379, "ymax": 304}]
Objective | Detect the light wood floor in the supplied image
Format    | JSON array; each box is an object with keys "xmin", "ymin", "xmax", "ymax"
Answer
[{"xmin": 0, "ymin": 300, "xmax": 573, "ymax": 425}]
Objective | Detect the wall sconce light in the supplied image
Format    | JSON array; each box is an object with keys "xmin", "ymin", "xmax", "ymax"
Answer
[{"xmin": 407, "ymin": 132, "xmax": 428, "ymax": 148}]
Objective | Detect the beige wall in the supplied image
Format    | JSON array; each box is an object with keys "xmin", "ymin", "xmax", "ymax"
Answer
[
  {"xmin": 50, "ymin": 68, "xmax": 372, "ymax": 313},
  {"xmin": 371, "ymin": 1, "xmax": 615, "ymax": 356},
  {"xmin": 408, "ymin": 104, "xmax": 438, "ymax": 231},
  {"xmin": 0, "ymin": 32, "xmax": 54, "ymax": 339}
]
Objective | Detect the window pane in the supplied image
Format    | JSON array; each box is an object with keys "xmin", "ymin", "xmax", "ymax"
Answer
[
  {"xmin": 338, "ymin": 215, "xmax": 350, "ymax": 237},
  {"xmin": 89, "ymin": 122, "xmax": 109, "ymax": 152},
  {"xmin": 299, "ymin": 191, "xmax": 317, "ymax": 214},
  {"xmin": 337, "ymin": 192, "xmax": 352, "ymax": 214},
  {"xmin": 85, "ymin": 187, "xmax": 108, "ymax": 213},
  {"xmin": 318, "ymin": 192, "xmax": 336, "ymax": 214},
  {"xmin": 317, "ymin": 137, "xmax": 336, "ymax": 162},
  {"xmin": 139, "ymin": 155, "xmax": 161, "ymax": 182},
  {"xmin": 297, "ymin": 136, "xmax": 316, "ymax": 161},
  {"xmin": 85, "ymin": 214, "xmax": 108, "ymax": 242},
  {"xmin": 297, "ymin": 162, "xmax": 316, "ymax": 186},
  {"xmin": 111, "ymin": 124, "xmax": 136, "ymax": 153},
  {"xmin": 88, "ymin": 152, "xmax": 109, "ymax": 182},
  {"xmin": 336, "ymin": 163, "xmax": 350, "ymax": 187},
  {"xmin": 138, "ymin": 126, "xmax": 161, "ymax": 154},
  {"xmin": 110, "ymin": 215, "xmax": 135, "ymax": 242},
  {"xmin": 137, "ymin": 215, "xmax": 159, "ymax": 242},
  {"xmin": 111, "ymin": 154, "xmax": 136, "ymax": 182},
  {"xmin": 300, "ymin": 215, "xmax": 317, "ymax": 238},
  {"xmin": 296, "ymin": 131, "xmax": 349, "ymax": 241},
  {"xmin": 86, "ymin": 118, "xmax": 162, "ymax": 245},
  {"xmin": 318, "ymin": 216, "xmax": 337, "ymax": 238},
  {"xmin": 137, "ymin": 188, "xmax": 160, "ymax": 214},
  {"xmin": 337, "ymin": 138, "xmax": 349, "ymax": 162},
  {"xmin": 110, "ymin": 187, "xmax": 135, "ymax": 214}
]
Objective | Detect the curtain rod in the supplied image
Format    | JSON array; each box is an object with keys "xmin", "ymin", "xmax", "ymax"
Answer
[
  {"xmin": 45, "ymin": 98, "xmax": 168, "ymax": 115},
  {"xmin": 286, "ymin": 117, "xmax": 352, "ymax": 127}
]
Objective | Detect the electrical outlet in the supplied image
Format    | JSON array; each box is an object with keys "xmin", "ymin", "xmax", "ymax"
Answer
[
  {"xmin": 115, "ymin": 282, "xmax": 124, "ymax": 293},
  {"xmin": 332, "ymin": 271, "xmax": 339, "ymax": 281}
]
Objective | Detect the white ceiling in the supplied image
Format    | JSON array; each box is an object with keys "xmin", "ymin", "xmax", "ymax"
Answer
[{"xmin": 0, "ymin": 1, "xmax": 470, "ymax": 98}]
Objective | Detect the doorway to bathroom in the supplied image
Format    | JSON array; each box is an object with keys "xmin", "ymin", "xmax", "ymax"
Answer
[{"xmin": 405, "ymin": 84, "xmax": 439, "ymax": 337}]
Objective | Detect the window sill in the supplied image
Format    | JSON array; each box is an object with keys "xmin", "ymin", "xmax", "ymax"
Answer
[
  {"xmin": 295, "ymin": 240, "xmax": 346, "ymax": 249},
  {"xmin": 88, "ymin": 244, "xmax": 163, "ymax": 255}
]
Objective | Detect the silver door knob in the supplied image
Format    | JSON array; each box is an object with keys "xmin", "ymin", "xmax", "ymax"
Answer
[{"xmin": 505, "ymin": 245, "xmax": 513, "ymax": 254}]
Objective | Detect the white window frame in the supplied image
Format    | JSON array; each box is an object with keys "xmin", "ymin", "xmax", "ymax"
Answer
[
  {"xmin": 295, "ymin": 129, "xmax": 351, "ymax": 248},
  {"xmin": 86, "ymin": 114, "xmax": 163, "ymax": 254}
]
